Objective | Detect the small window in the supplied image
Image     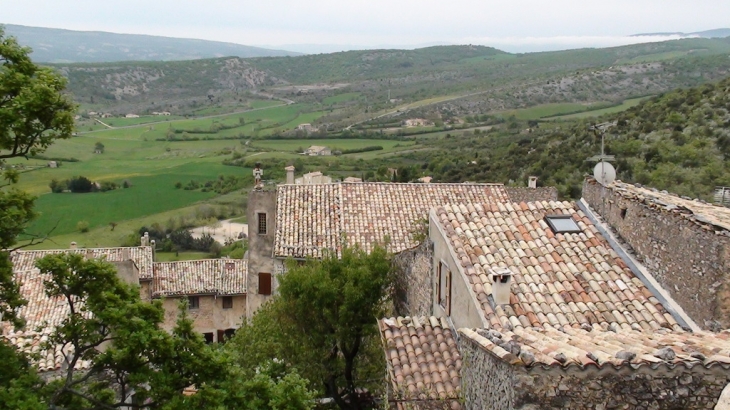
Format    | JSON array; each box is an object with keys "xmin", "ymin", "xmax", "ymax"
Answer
[
  {"xmin": 620, "ymin": 208, "xmax": 628, "ymax": 219},
  {"xmin": 222, "ymin": 296, "xmax": 233, "ymax": 309},
  {"xmin": 188, "ymin": 296, "xmax": 200, "ymax": 309},
  {"xmin": 258, "ymin": 272, "xmax": 272, "ymax": 295},
  {"xmin": 258, "ymin": 213, "xmax": 267, "ymax": 235},
  {"xmin": 203, "ymin": 332, "xmax": 214, "ymax": 344},
  {"xmin": 437, "ymin": 261, "xmax": 451, "ymax": 314},
  {"xmin": 545, "ymin": 215, "xmax": 581, "ymax": 234}
]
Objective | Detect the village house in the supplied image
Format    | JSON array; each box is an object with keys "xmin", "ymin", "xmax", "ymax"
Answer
[
  {"xmin": 2, "ymin": 234, "xmax": 248, "ymax": 374},
  {"xmin": 286, "ymin": 167, "xmax": 333, "ymax": 185},
  {"xmin": 245, "ymin": 177, "xmax": 557, "ymax": 318},
  {"xmin": 152, "ymin": 259, "xmax": 247, "ymax": 343},
  {"xmin": 403, "ymin": 118, "xmax": 433, "ymax": 127},
  {"xmin": 377, "ymin": 184, "xmax": 730, "ymax": 409},
  {"xmin": 244, "ymin": 169, "xmax": 730, "ymax": 408},
  {"xmin": 297, "ymin": 123, "xmax": 317, "ymax": 132},
  {"xmin": 304, "ymin": 145, "xmax": 331, "ymax": 156},
  {"xmin": 125, "ymin": 113, "xmax": 140, "ymax": 118}
]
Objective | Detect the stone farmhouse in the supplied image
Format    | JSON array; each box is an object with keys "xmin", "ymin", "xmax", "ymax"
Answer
[
  {"xmin": 304, "ymin": 145, "xmax": 331, "ymax": 156},
  {"xmin": 2, "ymin": 240, "xmax": 247, "ymax": 374}
]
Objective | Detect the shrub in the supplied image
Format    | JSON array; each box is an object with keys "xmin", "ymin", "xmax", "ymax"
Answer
[
  {"xmin": 68, "ymin": 176, "xmax": 93, "ymax": 193},
  {"xmin": 77, "ymin": 220, "xmax": 90, "ymax": 233}
]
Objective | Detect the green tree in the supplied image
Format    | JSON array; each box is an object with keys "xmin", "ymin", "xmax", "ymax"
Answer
[
  {"xmin": 94, "ymin": 141, "xmax": 104, "ymax": 153},
  {"xmin": 231, "ymin": 245, "xmax": 393, "ymax": 410},
  {"xmin": 0, "ymin": 27, "xmax": 75, "ymax": 161},
  {"xmin": 32, "ymin": 253, "xmax": 224, "ymax": 409},
  {"xmin": 0, "ymin": 26, "xmax": 75, "ymax": 327}
]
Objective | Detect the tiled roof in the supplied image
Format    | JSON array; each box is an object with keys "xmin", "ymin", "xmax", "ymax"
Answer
[
  {"xmin": 275, "ymin": 182, "xmax": 510, "ymax": 258},
  {"xmin": 459, "ymin": 326, "xmax": 730, "ymax": 370},
  {"xmin": 435, "ymin": 201, "xmax": 682, "ymax": 332},
  {"xmin": 596, "ymin": 179, "xmax": 730, "ymax": 233},
  {"xmin": 10, "ymin": 246, "xmax": 154, "ymax": 279},
  {"xmin": 379, "ymin": 316, "xmax": 462, "ymax": 409},
  {"xmin": 152, "ymin": 259, "xmax": 246, "ymax": 297},
  {"xmin": 2, "ymin": 270, "xmax": 92, "ymax": 372}
]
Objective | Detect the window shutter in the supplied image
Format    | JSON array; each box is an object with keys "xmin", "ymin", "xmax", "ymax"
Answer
[{"xmin": 258, "ymin": 272, "xmax": 272, "ymax": 295}]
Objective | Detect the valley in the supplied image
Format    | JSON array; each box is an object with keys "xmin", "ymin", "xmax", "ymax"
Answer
[{"xmin": 7, "ymin": 34, "xmax": 730, "ymax": 254}]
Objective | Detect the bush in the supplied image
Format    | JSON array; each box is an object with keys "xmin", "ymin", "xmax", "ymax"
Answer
[
  {"xmin": 77, "ymin": 220, "xmax": 90, "ymax": 233},
  {"xmin": 68, "ymin": 176, "xmax": 93, "ymax": 193}
]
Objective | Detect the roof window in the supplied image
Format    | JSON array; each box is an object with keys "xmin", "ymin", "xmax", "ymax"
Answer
[{"xmin": 544, "ymin": 215, "xmax": 581, "ymax": 234}]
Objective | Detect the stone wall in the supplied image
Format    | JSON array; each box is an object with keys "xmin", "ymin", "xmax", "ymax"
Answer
[
  {"xmin": 582, "ymin": 179, "xmax": 730, "ymax": 330},
  {"xmin": 505, "ymin": 187, "xmax": 559, "ymax": 203},
  {"xmin": 458, "ymin": 333, "xmax": 516, "ymax": 410},
  {"xmin": 246, "ymin": 189, "xmax": 278, "ymax": 318},
  {"xmin": 459, "ymin": 331, "xmax": 730, "ymax": 409},
  {"xmin": 160, "ymin": 294, "xmax": 246, "ymax": 342},
  {"xmin": 393, "ymin": 239, "xmax": 433, "ymax": 317}
]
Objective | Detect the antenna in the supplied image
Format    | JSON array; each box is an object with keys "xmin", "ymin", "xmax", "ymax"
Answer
[{"xmin": 587, "ymin": 122, "xmax": 617, "ymax": 186}]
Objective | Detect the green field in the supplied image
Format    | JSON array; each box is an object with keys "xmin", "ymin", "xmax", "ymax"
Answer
[
  {"xmin": 22, "ymin": 162, "xmax": 248, "ymax": 239},
  {"xmin": 323, "ymin": 92, "xmax": 361, "ymax": 105}
]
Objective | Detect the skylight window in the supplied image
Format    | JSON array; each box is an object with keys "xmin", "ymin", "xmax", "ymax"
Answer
[{"xmin": 544, "ymin": 215, "xmax": 581, "ymax": 234}]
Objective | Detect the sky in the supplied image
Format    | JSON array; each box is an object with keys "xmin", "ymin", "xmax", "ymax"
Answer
[{"xmin": 3, "ymin": 0, "xmax": 729, "ymax": 53}]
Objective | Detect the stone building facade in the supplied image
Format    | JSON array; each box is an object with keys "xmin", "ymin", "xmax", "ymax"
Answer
[
  {"xmin": 393, "ymin": 240, "xmax": 434, "ymax": 317},
  {"xmin": 582, "ymin": 178, "xmax": 730, "ymax": 330},
  {"xmin": 458, "ymin": 328, "xmax": 730, "ymax": 410}
]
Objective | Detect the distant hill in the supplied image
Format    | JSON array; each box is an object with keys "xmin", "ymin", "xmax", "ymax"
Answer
[
  {"xmin": 1, "ymin": 24, "xmax": 300, "ymax": 63},
  {"xmin": 631, "ymin": 28, "xmax": 730, "ymax": 38},
  {"xmin": 419, "ymin": 75, "xmax": 730, "ymax": 199}
]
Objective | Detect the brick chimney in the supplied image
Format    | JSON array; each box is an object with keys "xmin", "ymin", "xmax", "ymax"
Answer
[
  {"xmin": 285, "ymin": 165, "xmax": 295, "ymax": 185},
  {"xmin": 528, "ymin": 176, "xmax": 538, "ymax": 189}
]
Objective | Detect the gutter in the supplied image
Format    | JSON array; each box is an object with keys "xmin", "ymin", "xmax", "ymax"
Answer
[{"xmin": 577, "ymin": 198, "xmax": 700, "ymax": 332}]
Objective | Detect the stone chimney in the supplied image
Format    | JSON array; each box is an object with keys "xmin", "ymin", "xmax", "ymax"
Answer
[
  {"xmin": 528, "ymin": 176, "xmax": 538, "ymax": 189},
  {"xmin": 285, "ymin": 166, "xmax": 295, "ymax": 185},
  {"xmin": 70, "ymin": 241, "xmax": 77, "ymax": 250},
  {"xmin": 150, "ymin": 239, "xmax": 156, "ymax": 261},
  {"xmin": 489, "ymin": 267, "xmax": 514, "ymax": 305},
  {"xmin": 141, "ymin": 232, "xmax": 150, "ymax": 247}
]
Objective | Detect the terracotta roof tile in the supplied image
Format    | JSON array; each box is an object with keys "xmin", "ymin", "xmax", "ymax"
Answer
[
  {"xmin": 436, "ymin": 201, "xmax": 682, "ymax": 332},
  {"xmin": 152, "ymin": 259, "xmax": 247, "ymax": 297},
  {"xmin": 11, "ymin": 246, "xmax": 154, "ymax": 279},
  {"xmin": 275, "ymin": 182, "xmax": 509, "ymax": 258},
  {"xmin": 379, "ymin": 316, "xmax": 462, "ymax": 409},
  {"xmin": 459, "ymin": 326, "xmax": 730, "ymax": 370},
  {"xmin": 2, "ymin": 270, "xmax": 92, "ymax": 372}
]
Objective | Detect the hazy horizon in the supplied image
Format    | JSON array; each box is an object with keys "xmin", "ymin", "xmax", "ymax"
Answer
[{"xmin": 3, "ymin": 0, "xmax": 730, "ymax": 54}]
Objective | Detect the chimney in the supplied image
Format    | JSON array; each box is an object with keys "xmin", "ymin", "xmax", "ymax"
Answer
[
  {"xmin": 285, "ymin": 165, "xmax": 295, "ymax": 185},
  {"xmin": 489, "ymin": 267, "xmax": 514, "ymax": 305},
  {"xmin": 141, "ymin": 232, "xmax": 149, "ymax": 247},
  {"xmin": 528, "ymin": 176, "xmax": 538, "ymax": 189},
  {"xmin": 150, "ymin": 239, "xmax": 156, "ymax": 261},
  {"xmin": 70, "ymin": 241, "xmax": 77, "ymax": 250}
]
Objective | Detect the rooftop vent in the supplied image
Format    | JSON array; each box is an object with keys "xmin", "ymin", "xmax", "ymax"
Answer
[
  {"xmin": 544, "ymin": 215, "xmax": 581, "ymax": 234},
  {"xmin": 489, "ymin": 267, "xmax": 514, "ymax": 305}
]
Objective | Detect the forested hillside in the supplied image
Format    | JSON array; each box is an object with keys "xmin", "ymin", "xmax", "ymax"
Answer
[{"xmin": 416, "ymin": 76, "xmax": 730, "ymax": 200}]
